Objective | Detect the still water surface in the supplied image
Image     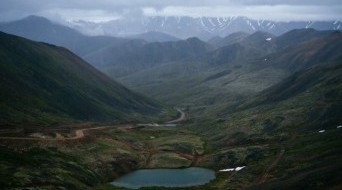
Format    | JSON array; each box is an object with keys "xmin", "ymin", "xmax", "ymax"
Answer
[{"xmin": 111, "ymin": 167, "xmax": 215, "ymax": 189}]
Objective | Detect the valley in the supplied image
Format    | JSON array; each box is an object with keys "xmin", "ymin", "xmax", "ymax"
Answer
[{"xmin": 0, "ymin": 13, "xmax": 341, "ymax": 190}]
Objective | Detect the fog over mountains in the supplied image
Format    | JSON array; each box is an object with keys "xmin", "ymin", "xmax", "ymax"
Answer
[{"xmin": 68, "ymin": 16, "xmax": 342, "ymax": 40}]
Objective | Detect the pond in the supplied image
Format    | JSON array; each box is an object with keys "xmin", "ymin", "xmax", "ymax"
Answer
[{"xmin": 111, "ymin": 167, "xmax": 215, "ymax": 189}]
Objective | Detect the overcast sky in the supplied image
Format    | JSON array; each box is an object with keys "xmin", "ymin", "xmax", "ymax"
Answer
[{"xmin": 1, "ymin": 0, "xmax": 341, "ymax": 22}]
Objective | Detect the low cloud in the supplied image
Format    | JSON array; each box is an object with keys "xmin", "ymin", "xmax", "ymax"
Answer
[
  {"xmin": 0, "ymin": 0, "xmax": 341, "ymax": 22},
  {"xmin": 143, "ymin": 5, "xmax": 342, "ymax": 21}
]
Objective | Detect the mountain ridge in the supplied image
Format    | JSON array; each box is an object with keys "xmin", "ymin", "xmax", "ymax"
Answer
[
  {"xmin": 67, "ymin": 15, "xmax": 342, "ymax": 40},
  {"xmin": 0, "ymin": 31, "xmax": 162, "ymax": 126},
  {"xmin": 0, "ymin": 15, "xmax": 131, "ymax": 57}
]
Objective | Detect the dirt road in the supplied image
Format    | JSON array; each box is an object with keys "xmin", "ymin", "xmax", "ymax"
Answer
[
  {"xmin": 0, "ymin": 126, "xmax": 113, "ymax": 141},
  {"xmin": 165, "ymin": 108, "xmax": 186, "ymax": 124},
  {"xmin": 0, "ymin": 108, "xmax": 187, "ymax": 141}
]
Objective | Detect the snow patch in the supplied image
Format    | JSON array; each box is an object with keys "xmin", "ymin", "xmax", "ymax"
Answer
[
  {"xmin": 319, "ymin": 130, "xmax": 325, "ymax": 133},
  {"xmin": 305, "ymin": 21, "xmax": 315, "ymax": 29},
  {"xmin": 200, "ymin": 17, "xmax": 206, "ymax": 28},
  {"xmin": 208, "ymin": 18, "xmax": 216, "ymax": 27},
  {"xmin": 235, "ymin": 166, "xmax": 246, "ymax": 171},
  {"xmin": 217, "ymin": 17, "xmax": 222, "ymax": 25},
  {"xmin": 219, "ymin": 166, "xmax": 246, "ymax": 172},
  {"xmin": 219, "ymin": 168, "xmax": 235, "ymax": 172},
  {"xmin": 337, "ymin": 126, "xmax": 342, "ymax": 129},
  {"xmin": 266, "ymin": 37, "xmax": 272, "ymax": 41},
  {"xmin": 270, "ymin": 24, "xmax": 275, "ymax": 30}
]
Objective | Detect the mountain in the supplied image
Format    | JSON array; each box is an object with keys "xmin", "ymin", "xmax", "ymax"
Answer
[
  {"xmin": 269, "ymin": 31, "xmax": 342, "ymax": 72},
  {"xmin": 273, "ymin": 28, "xmax": 335, "ymax": 49},
  {"xmin": 203, "ymin": 62, "xmax": 342, "ymax": 190},
  {"xmin": 0, "ymin": 32, "xmax": 162, "ymax": 126},
  {"xmin": 85, "ymin": 37, "xmax": 214, "ymax": 78},
  {"xmin": 67, "ymin": 16, "xmax": 342, "ymax": 40},
  {"xmin": 117, "ymin": 30, "xmax": 342, "ymax": 109},
  {"xmin": 208, "ymin": 32, "xmax": 249, "ymax": 47},
  {"xmin": 128, "ymin": 31, "xmax": 180, "ymax": 42},
  {"xmin": 208, "ymin": 31, "xmax": 276, "ymax": 65},
  {"xmin": 0, "ymin": 15, "xmax": 129, "ymax": 57}
]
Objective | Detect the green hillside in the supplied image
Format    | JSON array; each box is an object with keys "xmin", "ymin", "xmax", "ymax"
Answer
[
  {"xmin": 189, "ymin": 62, "xmax": 342, "ymax": 189},
  {"xmin": 0, "ymin": 32, "xmax": 162, "ymax": 126},
  {"xmin": 119, "ymin": 31, "xmax": 341, "ymax": 110}
]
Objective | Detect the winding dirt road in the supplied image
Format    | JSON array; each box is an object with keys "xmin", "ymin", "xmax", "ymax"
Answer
[
  {"xmin": 165, "ymin": 108, "xmax": 186, "ymax": 124},
  {"xmin": 0, "ymin": 108, "xmax": 188, "ymax": 141},
  {"xmin": 0, "ymin": 126, "xmax": 113, "ymax": 141}
]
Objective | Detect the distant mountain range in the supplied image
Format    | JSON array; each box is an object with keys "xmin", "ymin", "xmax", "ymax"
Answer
[
  {"xmin": 0, "ymin": 16, "xmax": 131, "ymax": 57},
  {"xmin": 127, "ymin": 31, "xmax": 180, "ymax": 42},
  {"xmin": 0, "ymin": 16, "xmax": 181, "ymax": 58},
  {"xmin": 116, "ymin": 30, "xmax": 341, "ymax": 107},
  {"xmin": 1, "ymin": 15, "xmax": 341, "ymax": 109},
  {"xmin": 85, "ymin": 37, "xmax": 214, "ymax": 78},
  {"xmin": 68, "ymin": 16, "xmax": 342, "ymax": 40}
]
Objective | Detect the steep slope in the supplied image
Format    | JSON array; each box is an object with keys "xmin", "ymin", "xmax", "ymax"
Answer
[
  {"xmin": 86, "ymin": 37, "xmax": 213, "ymax": 78},
  {"xmin": 228, "ymin": 63, "xmax": 342, "ymax": 126},
  {"xmin": 208, "ymin": 31, "xmax": 276, "ymax": 64},
  {"xmin": 119, "ymin": 30, "xmax": 342, "ymax": 109},
  {"xmin": 209, "ymin": 43, "xmax": 265, "ymax": 65},
  {"xmin": 0, "ymin": 15, "xmax": 129, "ymax": 57},
  {"xmin": 209, "ymin": 32, "xmax": 249, "ymax": 47},
  {"xmin": 0, "ymin": 32, "xmax": 162, "ymax": 126},
  {"xmin": 269, "ymin": 31, "xmax": 342, "ymax": 72},
  {"xmin": 274, "ymin": 28, "xmax": 334, "ymax": 50},
  {"xmin": 128, "ymin": 31, "xmax": 180, "ymax": 42},
  {"xmin": 193, "ymin": 62, "xmax": 342, "ymax": 190}
]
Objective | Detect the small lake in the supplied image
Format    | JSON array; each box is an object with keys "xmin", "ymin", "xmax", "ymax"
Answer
[{"xmin": 111, "ymin": 167, "xmax": 215, "ymax": 189}]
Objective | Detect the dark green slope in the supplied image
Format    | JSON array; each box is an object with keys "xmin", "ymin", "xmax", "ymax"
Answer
[
  {"xmin": 232, "ymin": 63, "xmax": 342, "ymax": 127},
  {"xmin": 269, "ymin": 32, "xmax": 342, "ymax": 72},
  {"xmin": 274, "ymin": 28, "xmax": 334, "ymax": 50},
  {"xmin": 198, "ymin": 33, "xmax": 342, "ymax": 119},
  {"xmin": 243, "ymin": 63, "xmax": 342, "ymax": 190},
  {"xmin": 119, "ymin": 31, "xmax": 342, "ymax": 108},
  {"xmin": 0, "ymin": 32, "xmax": 161, "ymax": 126},
  {"xmin": 187, "ymin": 63, "xmax": 342, "ymax": 190},
  {"xmin": 209, "ymin": 42, "xmax": 266, "ymax": 64},
  {"xmin": 208, "ymin": 32, "xmax": 249, "ymax": 48}
]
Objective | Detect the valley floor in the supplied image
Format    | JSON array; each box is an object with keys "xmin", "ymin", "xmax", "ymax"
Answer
[{"xmin": 1, "ymin": 112, "xmax": 341, "ymax": 190}]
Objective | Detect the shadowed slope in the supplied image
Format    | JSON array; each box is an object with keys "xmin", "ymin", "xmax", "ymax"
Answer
[{"xmin": 0, "ymin": 32, "xmax": 162, "ymax": 126}]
